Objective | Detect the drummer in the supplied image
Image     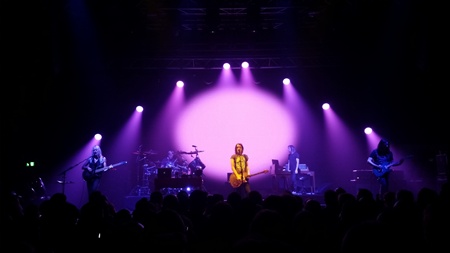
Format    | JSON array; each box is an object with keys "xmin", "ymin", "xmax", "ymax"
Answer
[
  {"xmin": 160, "ymin": 150, "xmax": 189, "ymax": 177},
  {"xmin": 160, "ymin": 150, "xmax": 178, "ymax": 169}
]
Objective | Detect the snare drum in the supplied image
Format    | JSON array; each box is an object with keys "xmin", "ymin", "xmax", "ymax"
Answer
[{"xmin": 178, "ymin": 165, "xmax": 191, "ymax": 176}]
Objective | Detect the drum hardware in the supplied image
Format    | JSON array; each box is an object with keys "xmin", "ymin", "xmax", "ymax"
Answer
[
  {"xmin": 178, "ymin": 146, "xmax": 206, "ymax": 177},
  {"xmin": 179, "ymin": 150, "xmax": 204, "ymax": 155},
  {"xmin": 143, "ymin": 162, "xmax": 157, "ymax": 175},
  {"xmin": 129, "ymin": 145, "xmax": 160, "ymax": 196},
  {"xmin": 57, "ymin": 180, "xmax": 74, "ymax": 184},
  {"xmin": 188, "ymin": 157, "xmax": 206, "ymax": 176},
  {"xmin": 132, "ymin": 149, "xmax": 158, "ymax": 156}
]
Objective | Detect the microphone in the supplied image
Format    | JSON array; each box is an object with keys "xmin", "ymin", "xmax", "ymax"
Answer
[{"xmin": 192, "ymin": 145, "xmax": 197, "ymax": 148}]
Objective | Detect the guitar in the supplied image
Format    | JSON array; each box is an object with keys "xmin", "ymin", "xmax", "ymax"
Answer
[
  {"xmin": 229, "ymin": 169, "xmax": 269, "ymax": 188},
  {"xmin": 82, "ymin": 161, "xmax": 127, "ymax": 181},
  {"xmin": 372, "ymin": 156, "xmax": 411, "ymax": 178}
]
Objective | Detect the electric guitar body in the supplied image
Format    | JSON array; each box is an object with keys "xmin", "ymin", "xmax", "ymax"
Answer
[
  {"xmin": 372, "ymin": 156, "xmax": 411, "ymax": 179},
  {"xmin": 229, "ymin": 169, "xmax": 269, "ymax": 188},
  {"xmin": 372, "ymin": 164, "xmax": 394, "ymax": 178}
]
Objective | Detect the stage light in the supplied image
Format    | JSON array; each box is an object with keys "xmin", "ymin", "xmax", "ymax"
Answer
[
  {"xmin": 176, "ymin": 81, "xmax": 184, "ymax": 87},
  {"xmin": 223, "ymin": 63, "xmax": 230, "ymax": 69}
]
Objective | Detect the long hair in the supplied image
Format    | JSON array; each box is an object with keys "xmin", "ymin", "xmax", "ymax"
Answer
[
  {"xmin": 235, "ymin": 143, "xmax": 244, "ymax": 154},
  {"xmin": 91, "ymin": 145, "xmax": 105, "ymax": 163},
  {"xmin": 376, "ymin": 139, "xmax": 390, "ymax": 156}
]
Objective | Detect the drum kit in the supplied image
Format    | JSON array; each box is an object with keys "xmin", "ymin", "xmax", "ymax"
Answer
[
  {"xmin": 162, "ymin": 160, "xmax": 190, "ymax": 178},
  {"xmin": 132, "ymin": 149, "xmax": 159, "ymax": 183},
  {"xmin": 131, "ymin": 146, "xmax": 206, "ymax": 194},
  {"xmin": 178, "ymin": 147, "xmax": 206, "ymax": 177}
]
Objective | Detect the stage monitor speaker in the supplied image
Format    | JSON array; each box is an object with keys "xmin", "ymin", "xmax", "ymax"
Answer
[
  {"xmin": 157, "ymin": 168, "xmax": 172, "ymax": 179},
  {"xmin": 227, "ymin": 173, "xmax": 232, "ymax": 182}
]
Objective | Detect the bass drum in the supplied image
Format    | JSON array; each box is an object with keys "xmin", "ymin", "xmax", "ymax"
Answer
[
  {"xmin": 188, "ymin": 157, "xmax": 206, "ymax": 176},
  {"xmin": 143, "ymin": 162, "xmax": 157, "ymax": 175}
]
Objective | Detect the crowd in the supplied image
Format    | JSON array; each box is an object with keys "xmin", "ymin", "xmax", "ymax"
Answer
[{"xmin": 2, "ymin": 182, "xmax": 449, "ymax": 253}]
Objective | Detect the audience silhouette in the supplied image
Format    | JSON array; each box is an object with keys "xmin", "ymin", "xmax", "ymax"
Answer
[{"xmin": 1, "ymin": 182, "xmax": 449, "ymax": 253}]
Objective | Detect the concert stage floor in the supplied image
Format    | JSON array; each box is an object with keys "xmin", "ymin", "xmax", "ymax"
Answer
[{"xmin": 122, "ymin": 190, "xmax": 325, "ymax": 211}]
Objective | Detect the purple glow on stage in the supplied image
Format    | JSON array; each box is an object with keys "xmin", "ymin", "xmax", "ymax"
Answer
[
  {"xmin": 323, "ymin": 105, "xmax": 368, "ymax": 183},
  {"xmin": 366, "ymin": 129, "xmax": 382, "ymax": 152},
  {"xmin": 174, "ymin": 87, "xmax": 296, "ymax": 181}
]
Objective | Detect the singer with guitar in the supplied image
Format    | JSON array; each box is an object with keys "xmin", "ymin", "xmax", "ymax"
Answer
[
  {"xmin": 230, "ymin": 143, "xmax": 252, "ymax": 198},
  {"xmin": 367, "ymin": 139, "xmax": 404, "ymax": 197},
  {"xmin": 81, "ymin": 145, "xmax": 109, "ymax": 197}
]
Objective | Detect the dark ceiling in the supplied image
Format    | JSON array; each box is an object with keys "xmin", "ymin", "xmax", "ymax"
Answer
[
  {"xmin": 4, "ymin": 0, "xmax": 441, "ymax": 71},
  {"xmin": 39, "ymin": 0, "xmax": 404, "ymax": 70}
]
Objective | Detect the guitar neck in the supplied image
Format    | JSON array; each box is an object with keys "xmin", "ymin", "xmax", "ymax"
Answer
[
  {"xmin": 95, "ymin": 161, "xmax": 127, "ymax": 173},
  {"xmin": 248, "ymin": 170, "xmax": 269, "ymax": 178}
]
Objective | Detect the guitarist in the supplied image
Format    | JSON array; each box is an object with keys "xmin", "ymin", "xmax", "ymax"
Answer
[
  {"xmin": 82, "ymin": 145, "xmax": 107, "ymax": 197},
  {"xmin": 367, "ymin": 139, "xmax": 404, "ymax": 197},
  {"xmin": 230, "ymin": 143, "xmax": 251, "ymax": 198}
]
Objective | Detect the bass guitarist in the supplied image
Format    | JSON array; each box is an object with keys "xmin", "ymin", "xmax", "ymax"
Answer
[
  {"xmin": 367, "ymin": 138, "xmax": 404, "ymax": 197},
  {"xmin": 230, "ymin": 143, "xmax": 251, "ymax": 198},
  {"xmin": 82, "ymin": 145, "xmax": 107, "ymax": 197}
]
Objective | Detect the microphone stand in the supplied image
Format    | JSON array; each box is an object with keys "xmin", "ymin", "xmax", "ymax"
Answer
[{"xmin": 58, "ymin": 157, "xmax": 90, "ymax": 194}]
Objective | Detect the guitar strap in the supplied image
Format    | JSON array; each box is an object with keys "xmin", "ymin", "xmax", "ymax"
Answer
[
  {"xmin": 89, "ymin": 157, "xmax": 105, "ymax": 175},
  {"xmin": 237, "ymin": 155, "xmax": 247, "ymax": 183},
  {"xmin": 233, "ymin": 157, "xmax": 242, "ymax": 182}
]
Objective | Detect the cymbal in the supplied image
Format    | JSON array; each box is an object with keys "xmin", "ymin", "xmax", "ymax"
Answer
[
  {"xmin": 132, "ymin": 150, "xmax": 158, "ymax": 155},
  {"xmin": 144, "ymin": 150, "xmax": 158, "ymax": 155},
  {"xmin": 180, "ymin": 151, "xmax": 204, "ymax": 155},
  {"xmin": 57, "ymin": 180, "xmax": 74, "ymax": 184}
]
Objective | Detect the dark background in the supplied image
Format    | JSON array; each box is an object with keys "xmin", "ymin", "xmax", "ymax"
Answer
[{"xmin": 2, "ymin": 0, "xmax": 448, "ymax": 197}]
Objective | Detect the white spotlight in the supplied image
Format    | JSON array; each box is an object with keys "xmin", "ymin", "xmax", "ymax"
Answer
[
  {"xmin": 176, "ymin": 81, "xmax": 184, "ymax": 87},
  {"xmin": 283, "ymin": 78, "xmax": 290, "ymax": 85},
  {"xmin": 322, "ymin": 103, "xmax": 330, "ymax": 110},
  {"xmin": 241, "ymin": 61, "xmax": 249, "ymax": 68}
]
